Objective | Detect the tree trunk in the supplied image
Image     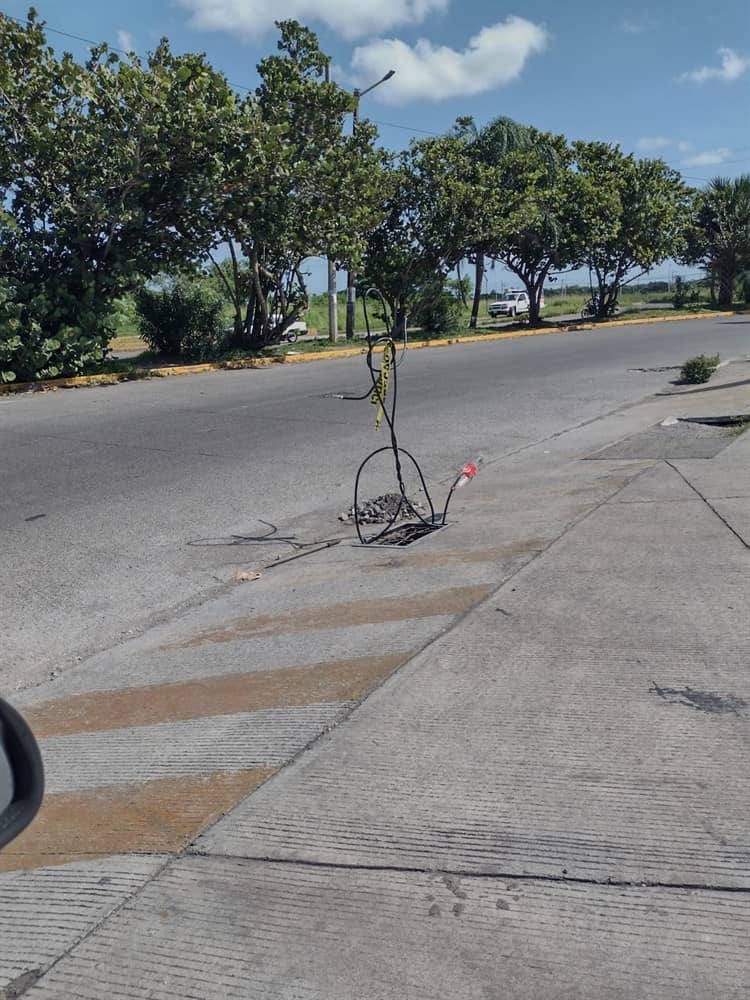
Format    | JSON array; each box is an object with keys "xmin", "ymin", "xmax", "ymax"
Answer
[
  {"xmin": 593, "ymin": 271, "xmax": 608, "ymax": 319},
  {"xmin": 528, "ymin": 270, "xmax": 550, "ymax": 327},
  {"xmin": 708, "ymin": 268, "xmax": 717, "ymax": 305},
  {"xmin": 718, "ymin": 267, "xmax": 734, "ymax": 308},
  {"xmin": 527, "ymin": 279, "xmax": 541, "ymax": 326},
  {"xmin": 470, "ymin": 254, "xmax": 484, "ymax": 329}
]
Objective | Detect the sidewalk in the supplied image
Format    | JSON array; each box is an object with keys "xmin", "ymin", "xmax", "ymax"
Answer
[{"xmin": 2, "ymin": 362, "xmax": 749, "ymax": 998}]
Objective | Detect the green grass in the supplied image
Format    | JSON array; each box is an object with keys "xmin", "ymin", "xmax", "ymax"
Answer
[{"xmin": 106, "ymin": 286, "xmax": 739, "ymax": 358}]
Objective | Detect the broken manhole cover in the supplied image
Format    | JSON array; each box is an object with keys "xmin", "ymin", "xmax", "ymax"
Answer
[
  {"xmin": 357, "ymin": 520, "xmax": 449, "ymax": 548},
  {"xmin": 588, "ymin": 416, "xmax": 749, "ymax": 460}
]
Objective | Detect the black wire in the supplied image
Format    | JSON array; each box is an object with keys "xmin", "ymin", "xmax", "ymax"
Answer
[
  {"xmin": 187, "ymin": 519, "xmax": 342, "ymax": 550},
  {"xmin": 326, "ymin": 286, "xmax": 475, "ymax": 545},
  {"xmin": 342, "ymin": 291, "xmax": 435, "ymax": 543}
]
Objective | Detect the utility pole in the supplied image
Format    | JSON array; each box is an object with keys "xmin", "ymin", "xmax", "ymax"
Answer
[
  {"xmin": 325, "ymin": 61, "xmax": 338, "ymax": 344},
  {"xmin": 345, "ymin": 69, "xmax": 395, "ymax": 341}
]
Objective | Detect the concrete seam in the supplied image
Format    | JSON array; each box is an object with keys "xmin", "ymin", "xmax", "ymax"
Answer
[
  {"xmin": 497, "ymin": 351, "xmax": 746, "ymax": 469},
  {"xmin": 186, "ymin": 851, "xmax": 750, "ymax": 895},
  {"xmin": 664, "ymin": 460, "xmax": 750, "ymax": 551},
  {"xmin": 180, "ymin": 463, "xmax": 651, "ymax": 852},
  {"xmin": 10, "ymin": 853, "xmax": 174, "ymax": 999},
  {"xmin": 14, "ymin": 367, "xmax": 677, "ymax": 694},
  {"xmin": 5, "ymin": 467, "xmax": 670, "ymax": 993}
]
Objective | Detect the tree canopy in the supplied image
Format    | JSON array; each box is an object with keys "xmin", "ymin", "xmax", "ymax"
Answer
[{"xmin": 0, "ymin": 8, "xmax": 740, "ymax": 381}]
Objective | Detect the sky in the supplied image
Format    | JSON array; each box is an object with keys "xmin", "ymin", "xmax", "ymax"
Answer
[{"xmin": 2, "ymin": 0, "xmax": 749, "ymax": 290}]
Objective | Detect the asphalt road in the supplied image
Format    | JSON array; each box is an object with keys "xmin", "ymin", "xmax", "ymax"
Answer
[{"xmin": 2, "ymin": 315, "xmax": 747, "ymax": 689}]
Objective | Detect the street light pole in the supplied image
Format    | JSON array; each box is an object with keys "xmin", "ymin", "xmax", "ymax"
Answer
[
  {"xmin": 325, "ymin": 61, "xmax": 338, "ymax": 343},
  {"xmin": 346, "ymin": 69, "xmax": 394, "ymax": 341}
]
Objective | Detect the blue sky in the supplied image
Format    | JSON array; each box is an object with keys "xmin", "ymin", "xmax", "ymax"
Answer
[{"xmin": 3, "ymin": 0, "xmax": 749, "ymax": 288}]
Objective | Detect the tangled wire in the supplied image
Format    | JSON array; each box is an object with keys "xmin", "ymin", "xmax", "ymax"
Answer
[{"xmin": 335, "ymin": 289, "xmax": 476, "ymax": 545}]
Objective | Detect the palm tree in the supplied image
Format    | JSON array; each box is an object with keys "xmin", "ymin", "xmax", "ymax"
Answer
[{"xmin": 694, "ymin": 175, "xmax": 750, "ymax": 308}]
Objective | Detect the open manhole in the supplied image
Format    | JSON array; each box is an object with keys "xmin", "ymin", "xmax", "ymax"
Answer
[
  {"xmin": 681, "ymin": 415, "xmax": 750, "ymax": 428},
  {"xmin": 588, "ymin": 415, "xmax": 750, "ymax": 460},
  {"xmin": 356, "ymin": 520, "xmax": 449, "ymax": 548}
]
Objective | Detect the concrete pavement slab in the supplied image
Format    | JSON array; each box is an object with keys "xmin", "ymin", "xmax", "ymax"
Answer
[
  {"xmin": 18, "ymin": 619, "xmax": 455, "ymax": 699},
  {"xmin": 21, "ymin": 856, "xmax": 750, "ymax": 1000},
  {"xmin": 41, "ymin": 703, "xmax": 349, "ymax": 792},
  {"xmin": 672, "ymin": 429, "xmax": 750, "ymax": 502},
  {"xmin": 588, "ymin": 420, "xmax": 740, "ymax": 460},
  {"xmin": 1, "ymin": 855, "xmax": 165, "ymax": 995},
  {"xmin": 709, "ymin": 499, "xmax": 750, "ymax": 547},
  {"xmin": 4, "ymin": 342, "xmax": 750, "ymax": 998},
  {"xmin": 199, "ymin": 464, "xmax": 750, "ymax": 887},
  {"xmin": 613, "ymin": 462, "xmax": 701, "ymax": 503},
  {"xmin": 0, "ymin": 773, "xmax": 271, "ymax": 874}
]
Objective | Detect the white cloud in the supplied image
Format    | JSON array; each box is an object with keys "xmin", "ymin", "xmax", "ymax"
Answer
[
  {"xmin": 677, "ymin": 140, "xmax": 694, "ymax": 153},
  {"xmin": 117, "ymin": 29, "xmax": 135, "ymax": 51},
  {"xmin": 682, "ymin": 147, "xmax": 732, "ymax": 167},
  {"xmin": 636, "ymin": 136, "xmax": 671, "ymax": 152},
  {"xmin": 178, "ymin": 0, "xmax": 448, "ymax": 40},
  {"xmin": 681, "ymin": 47, "xmax": 749, "ymax": 83},
  {"xmin": 350, "ymin": 17, "xmax": 548, "ymax": 104},
  {"xmin": 620, "ymin": 16, "xmax": 654, "ymax": 34}
]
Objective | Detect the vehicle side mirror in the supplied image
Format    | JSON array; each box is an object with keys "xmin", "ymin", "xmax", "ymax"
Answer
[{"xmin": 0, "ymin": 699, "xmax": 44, "ymax": 850}]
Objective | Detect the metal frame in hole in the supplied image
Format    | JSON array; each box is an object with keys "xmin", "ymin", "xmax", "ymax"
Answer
[{"xmin": 353, "ymin": 521, "xmax": 452, "ymax": 549}]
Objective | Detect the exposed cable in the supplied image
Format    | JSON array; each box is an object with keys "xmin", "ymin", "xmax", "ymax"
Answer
[{"xmin": 336, "ymin": 289, "xmax": 478, "ymax": 545}]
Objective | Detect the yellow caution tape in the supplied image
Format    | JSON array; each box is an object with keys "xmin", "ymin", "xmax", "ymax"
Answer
[{"xmin": 370, "ymin": 342, "xmax": 392, "ymax": 430}]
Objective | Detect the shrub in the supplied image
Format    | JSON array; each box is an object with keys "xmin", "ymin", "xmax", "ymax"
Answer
[
  {"xmin": 679, "ymin": 353, "xmax": 720, "ymax": 384},
  {"xmin": 413, "ymin": 291, "xmax": 464, "ymax": 337},
  {"xmin": 0, "ymin": 279, "xmax": 110, "ymax": 383},
  {"xmin": 135, "ymin": 278, "xmax": 226, "ymax": 361}
]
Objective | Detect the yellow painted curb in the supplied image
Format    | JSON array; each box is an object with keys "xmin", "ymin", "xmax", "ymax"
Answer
[
  {"xmin": 588, "ymin": 309, "xmax": 734, "ymax": 329},
  {"xmin": 0, "ymin": 357, "xmax": 274, "ymax": 395},
  {"xmin": 1, "ymin": 310, "xmax": 740, "ymax": 396}
]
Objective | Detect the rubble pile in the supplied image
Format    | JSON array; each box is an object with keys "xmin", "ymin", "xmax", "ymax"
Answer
[{"xmin": 339, "ymin": 492, "xmax": 426, "ymax": 525}]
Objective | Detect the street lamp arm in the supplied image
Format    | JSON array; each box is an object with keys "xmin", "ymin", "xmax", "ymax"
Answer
[{"xmin": 357, "ymin": 69, "xmax": 395, "ymax": 99}]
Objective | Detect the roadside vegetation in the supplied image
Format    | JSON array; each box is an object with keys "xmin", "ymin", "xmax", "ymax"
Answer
[
  {"xmin": 679, "ymin": 354, "xmax": 721, "ymax": 385},
  {"xmin": 1, "ymin": 10, "xmax": 749, "ymax": 384}
]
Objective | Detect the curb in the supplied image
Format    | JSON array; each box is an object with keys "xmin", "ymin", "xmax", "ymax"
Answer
[{"xmin": 0, "ymin": 310, "xmax": 739, "ymax": 396}]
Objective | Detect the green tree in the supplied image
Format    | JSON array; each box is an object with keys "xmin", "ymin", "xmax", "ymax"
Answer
[
  {"xmin": 451, "ymin": 116, "xmax": 557, "ymax": 328},
  {"xmin": 482, "ymin": 133, "xmax": 584, "ymax": 326},
  {"xmin": 0, "ymin": 8, "xmax": 239, "ymax": 380},
  {"xmin": 208, "ymin": 21, "xmax": 387, "ymax": 349},
  {"xmin": 574, "ymin": 143, "xmax": 690, "ymax": 318},
  {"xmin": 687, "ymin": 175, "xmax": 750, "ymax": 308},
  {"xmin": 359, "ymin": 134, "xmax": 482, "ymax": 332}
]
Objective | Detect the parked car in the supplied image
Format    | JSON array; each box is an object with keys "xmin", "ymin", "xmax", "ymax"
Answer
[
  {"xmin": 488, "ymin": 290, "xmax": 544, "ymax": 318},
  {"xmin": 270, "ymin": 313, "xmax": 307, "ymax": 343}
]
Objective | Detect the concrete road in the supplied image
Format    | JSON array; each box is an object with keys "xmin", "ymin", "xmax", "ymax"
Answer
[
  {"xmin": 2, "ymin": 315, "xmax": 747, "ymax": 689},
  {"xmin": 6, "ymin": 358, "xmax": 750, "ymax": 998}
]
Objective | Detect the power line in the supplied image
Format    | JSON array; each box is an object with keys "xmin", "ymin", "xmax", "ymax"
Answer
[
  {"xmin": 2, "ymin": 8, "xmax": 747, "ymax": 173},
  {"xmin": 0, "ymin": 9, "xmax": 254, "ymax": 92},
  {"xmin": 370, "ymin": 120, "xmax": 441, "ymax": 136}
]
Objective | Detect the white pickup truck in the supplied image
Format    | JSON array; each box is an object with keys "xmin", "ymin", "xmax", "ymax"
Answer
[{"xmin": 488, "ymin": 289, "xmax": 544, "ymax": 318}]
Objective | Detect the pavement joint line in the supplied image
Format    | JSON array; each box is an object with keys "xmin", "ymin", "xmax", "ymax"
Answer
[
  {"xmin": 8, "ymin": 382, "xmax": 747, "ymax": 988},
  {"xmin": 175, "ymin": 464, "xmax": 648, "ymax": 865},
  {"xmin": 664, "ymin": 460, "xmax": 750, "ymax": 551},
  {"xmin": 512, "ymin": 352, "xmax": 748, "ymax": 468},
  {"xmin": 13, "ymin": 387, "xmax": 657, "ymax": 696},
  {"xmin": 474, "ymin": 370, "xmax": 702, "ymax": 470},
  {"xmin": 6, "ymin": 853, "xmax": 175, "ymax": 998},
  {"xmin": 12, "ymin": 354, "xmax": 734, "ymax": 694},
  {"xmin": 185, "ymin": 851, "xmax": 750, "ymax": 895},
  {"xmin": 0, "ymin": 310, "xmax": 740, "ymax": 396},
  {"xmin": 7, "ymin": 558, "xmax": 551, "ymax": 985}
]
